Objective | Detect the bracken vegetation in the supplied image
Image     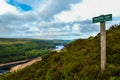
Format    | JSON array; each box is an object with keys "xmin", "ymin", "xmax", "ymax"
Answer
[{"xmin": 1, "ymin": 24, "xmax": 120, "ymax": 80}]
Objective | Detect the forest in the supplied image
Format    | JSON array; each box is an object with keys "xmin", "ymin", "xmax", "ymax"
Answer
[
  {"xmin": 0, "ymin": 39, "xmax": 69, "ymax": 63},
  {"xmin": 1, "ymin": 24, "xmax": 120, "ymax": 80}
]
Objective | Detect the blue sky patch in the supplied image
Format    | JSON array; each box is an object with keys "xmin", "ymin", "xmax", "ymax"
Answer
[
  {"xmin": 7, "ymin": 0, "xmax": 32, "ymax": 11},
  {"xmin": 17, "ymin": 3, "xmax": 32, "ymax": 11}
]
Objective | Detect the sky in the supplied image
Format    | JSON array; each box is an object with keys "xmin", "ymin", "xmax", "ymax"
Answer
[{"xmin": 0, "ymin": 0, "xmax": 120, "ymax": 40}]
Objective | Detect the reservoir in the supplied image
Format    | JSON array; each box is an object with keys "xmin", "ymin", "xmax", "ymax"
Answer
[
  {"xmin": 0, "ymin": 70, "xmax": 8, "ymax": 74},
  {"xmin": 53, "ymin": 45, "xmax": 64, "ymax": 52}
]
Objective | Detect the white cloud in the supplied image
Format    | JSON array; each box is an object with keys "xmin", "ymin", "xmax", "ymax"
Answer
[
  {"xmin": 55, "ymin": 0, "xmax": 120, "ymax": 23},
  {"xmin": 64, "ymin": 25, "xmax": 71, "ymax": 31},
  {"xmin": 54, "ymin": 11, "xmax": 80, "ymax": 23},
  {"xmin": 73, "ymin": 0, "xmax": 120, "ymax": 18},
  {"xmin": 0, "ymin": 0, "xmax": 18, "ymax": 15},
  {"xmin": 72, "ymin": 24, "xmax": 80, "ymax": 32}
]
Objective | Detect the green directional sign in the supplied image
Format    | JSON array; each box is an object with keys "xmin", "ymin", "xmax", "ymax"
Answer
[{"xmin": 93, "ymin": 14, "xmax": 112, "ymax": 23}]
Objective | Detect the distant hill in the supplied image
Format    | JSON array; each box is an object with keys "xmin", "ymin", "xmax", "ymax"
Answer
[
  {"xmin": 1, "ymin": 24, "xmax": 120, "ymax": 80},
  {"xmin": 0, "ymin": 38, "xmax": 70, "ymax": 45}
]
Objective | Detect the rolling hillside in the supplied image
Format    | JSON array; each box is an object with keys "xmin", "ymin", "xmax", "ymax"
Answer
[{"xmin": 1, "ymin": 24, "xmax": 120, "ymax": 80}]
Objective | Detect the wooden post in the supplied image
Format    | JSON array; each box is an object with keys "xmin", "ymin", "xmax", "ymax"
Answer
[
  {"xmin": 93, "ymin": 14, "xmax": 112, "ymax": 71},
  {"xmin": 100, "ymin": 21, "xmax": 106, "ymax": 71}
]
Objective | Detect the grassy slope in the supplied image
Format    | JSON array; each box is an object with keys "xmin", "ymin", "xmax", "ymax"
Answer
[{"xmin": 1, "ymin": 25, "xmax": 120, "ymax": 80}]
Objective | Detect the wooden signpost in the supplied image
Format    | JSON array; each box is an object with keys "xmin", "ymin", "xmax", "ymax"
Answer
[{"xmin": 92, "ymin": 14, "xmax": 112, "ymax": 71}]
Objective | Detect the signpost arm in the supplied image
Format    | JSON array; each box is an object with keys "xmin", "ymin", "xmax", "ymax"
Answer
[{"xmin": 100, "ymin": 21, "xmax": 106, "ymax": 71}]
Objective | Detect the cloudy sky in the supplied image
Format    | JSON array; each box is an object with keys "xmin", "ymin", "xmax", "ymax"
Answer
[{"xmin": 0, "ymin": 0, "xmax": 120, "ymax": 40}]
